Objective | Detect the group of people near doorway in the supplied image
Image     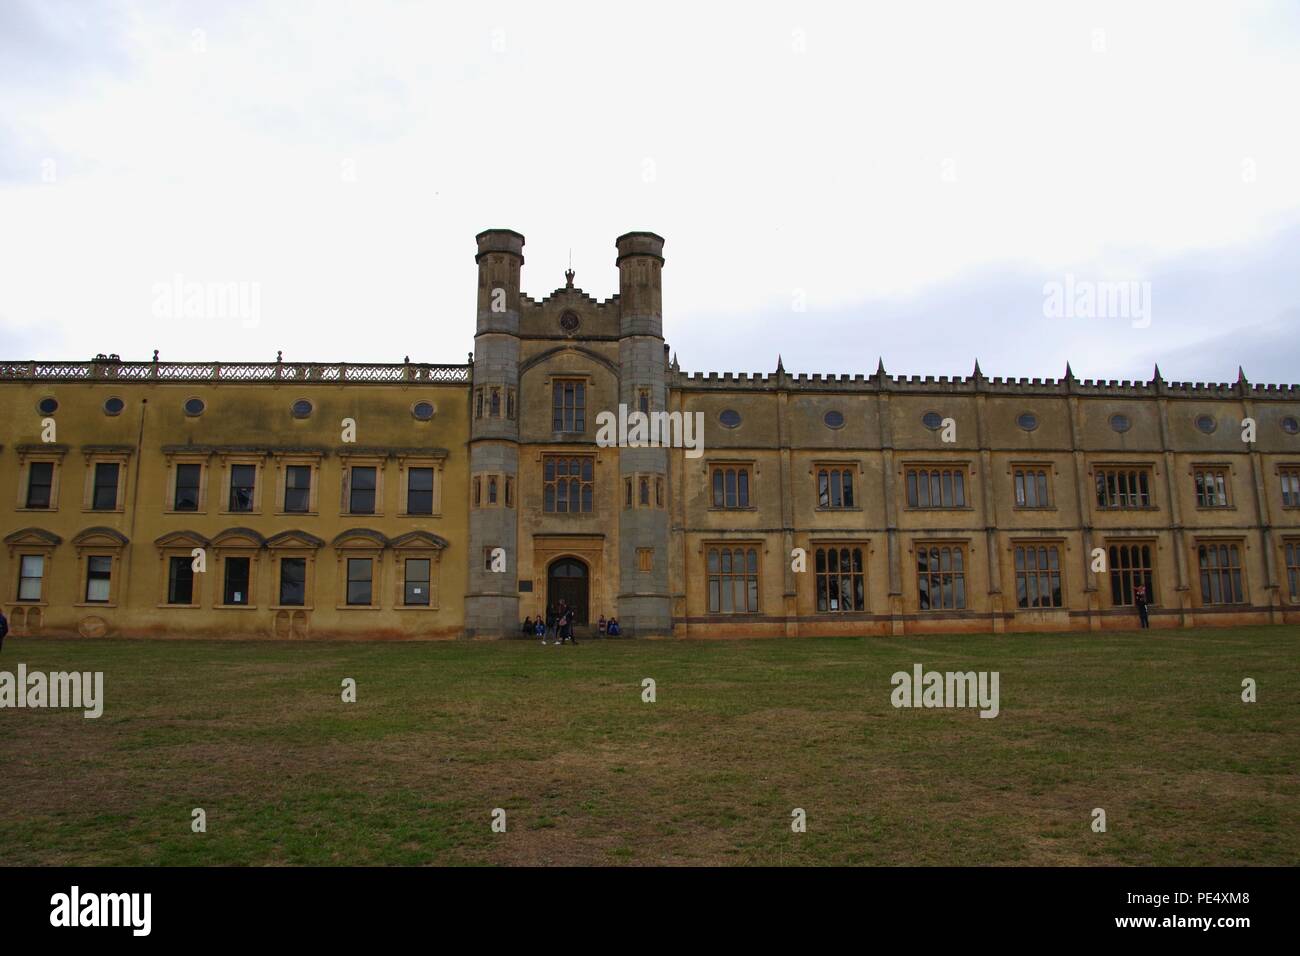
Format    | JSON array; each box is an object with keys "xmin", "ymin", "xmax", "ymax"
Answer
[{"xmin": 521, "ymin": 606, "xmax": 621, "ymax": 644}]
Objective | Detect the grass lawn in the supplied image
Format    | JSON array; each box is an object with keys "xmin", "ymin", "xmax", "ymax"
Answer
[{"xmin": 0, "ymin": 626, "xmax": 1296, "ymax": 866}]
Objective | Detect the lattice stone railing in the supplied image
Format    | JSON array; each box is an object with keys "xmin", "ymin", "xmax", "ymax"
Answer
[{"xmin": 0, "ymin": 361, "xmax": 471, "ymax": 384}]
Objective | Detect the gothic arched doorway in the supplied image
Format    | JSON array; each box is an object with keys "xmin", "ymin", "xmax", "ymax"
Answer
[{"xmin": 547, "ymin": 557, "xmax": 589, "ymax": 626}]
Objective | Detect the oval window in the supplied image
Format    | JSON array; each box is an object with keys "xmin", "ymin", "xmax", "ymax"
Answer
[
  {"xmin": 103, "ymin": 397, "xmax": 125, "ymax": 416},
  {"xmin": 291, "ymin": 399, "xmax": 313, "ymax": 419},
  {"xmin": 1110, "ymin": 413, "xmax": 1132, "ymax": 433},
  {"xmin": 922, "ymin": 411, "xmax": 943, "ymax": 430},
  {"xmin": 1195, "ymin": 414, "xmax": 1216, "ymax": 434},
  {"xmin": 719, "ymin": 409, "xmax": 742, "ymax": 428},
  {"xmin": 184, "ymin": 397, "xmax": 206, "ymax": 417},
  {"xmin": 823, "ymin": 410, "xmax": 845, "ymax": 429},
  {"xmin": 412, "ymin": 401, "xmax": 435, "ymax": 421},
  {"xmin": 1283, "ymin": 416, "xmax": 1299, "ymax": 435},
  {"xmin": 37, "ymin": 397, "xmax": 59, "ymax": 415},
  {"xmin": 1017, "ymin": 412, "xmax": 1038, "ymax": 431}
]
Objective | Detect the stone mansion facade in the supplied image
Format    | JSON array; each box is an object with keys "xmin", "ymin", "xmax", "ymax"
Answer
[{"xmin": 3, "ymin": 228, "xmax": 1300, "ymax": 640}]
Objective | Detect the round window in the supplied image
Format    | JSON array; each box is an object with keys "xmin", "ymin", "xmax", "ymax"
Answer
[
  {"xmin": 184, "ymin": 397, "xmax": 206, "ymax": 417},
  {"xmin": 1110, "ymin": 413, "xmax": 1132, "ymax": 433},
  {"xmin": 1017, "ymin": 412, "xmax": 1038, "ymax": 431},
  {"xmin": 719, "ymin": 409, "xmax": 742, "ymax": 428},
  {"xmin": 412, "ymin": 401, "xmax": 435, "ymax": 421},
  {"xmin": 559, "ymin": 311, "xmax": 580, "ymax": 333},
  {"xmin": 823, "ymin": 410, "xmax": 845, "ymax": 429},
  {"xmin": 922, "ymin": 411, "xmax": 943, "ymax": 430},
  {"xmin": 291, "ymin": 399, "xmax": 313, "ymax": 419},
  {"xmin": 37, "ymin": 397, "xmax": 58, "ymax": 415},
  {"xmin": 1282, "ymin": 416, "xmax": 1298, "ymax": 435},
  {"xmin": 103, "ymin": 397, "xmax": 125, "ymax": 416},
  {"xmin": 1195, "ymin": 414, "xmax": 1217, "ymax": 434}
]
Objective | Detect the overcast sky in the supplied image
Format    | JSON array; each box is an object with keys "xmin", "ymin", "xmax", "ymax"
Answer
[{"xmin": 2, "ymin": 0, "xmax": 1298, "ymax": 383}]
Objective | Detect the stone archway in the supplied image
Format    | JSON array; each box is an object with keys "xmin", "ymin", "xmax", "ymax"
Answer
[{"xmin": 546, "ymin": 557, "xmax": 589, "ymax": 626}]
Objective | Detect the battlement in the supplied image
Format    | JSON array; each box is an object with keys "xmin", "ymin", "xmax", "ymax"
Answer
[
  {"xmin": 670, "ymin": 362, "xmax": 1300, "ymax": 400},
  {"xmin": 520, "ymin": 289, "xmax": 620, "ymax": 310}
]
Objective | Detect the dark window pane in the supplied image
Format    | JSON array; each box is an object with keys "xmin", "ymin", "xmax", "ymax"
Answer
[
  {"xmin": 279, "ymin": 558, "xmax": 306, "ymax": 606},
  {"xmin": 26, "ymin": 461, "xmax": 53, "ymax": 508},
  {"xmin": 174, "ymin": 463, "xmax": 201, "ymax": 511},
  {"xmin": 229, "ymin": 464, "xmax": 256, "ymax": 511},
  {"xmin": 223, "ymin": 557, "xmax": 250, "ymax": 605},
  {"xmin": 407, "ymin": 467, "xmax": 434, "ymax": 514},
  {"xmin": 168, "ymin": 555, "xmax": 194, "ymax": 604},
  {"xmin": 92, "ymin": 462, "xmax": 120, "ymax": 510}
]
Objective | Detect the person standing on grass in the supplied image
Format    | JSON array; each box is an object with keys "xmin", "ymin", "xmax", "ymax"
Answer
[
  {"xmin": 0, "ymin": 608, "xmax": 8, "ymax": 652},
  {"xmin": 546, "ymin": 605, "xmax": 557, "ymax": 643},
  {"xmin": 556, "ymin": 600, "xmax": 569, "ymax": 645},
  {"xmin": 1135, "ymin": 584, "xmax": 1151, "ymax": 629},
  {"xmin": 522, "ymin": 615, "xmax": 534, "ymax": 637},
  {"xmin": 535, "ymin": 617, "xmax": 546, "ymax": 642},
  {"xmin": 597, "ymin": 614, "xmax": 607, "ymax": 638}
]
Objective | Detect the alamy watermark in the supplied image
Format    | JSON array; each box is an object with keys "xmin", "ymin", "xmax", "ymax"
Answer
[
  {"xmin": 890, "ymin": 663, "xmax": 999, "ymax": 718},
  {"xmin": 1043, "ymin": 274, "xmax": 1151, "ymax": 328},
  {"xmin": 595, "ymin": 403, "xmax": 705, "ymax": 458},
  {"xmin": 0, "ymin": 665, "xmax": 104, "ymax": 718},
  {"xmin": 151, "ymin": 273, "xmax": 261, "ymax": 328}
]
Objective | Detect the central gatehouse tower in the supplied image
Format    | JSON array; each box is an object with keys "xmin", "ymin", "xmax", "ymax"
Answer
[{"xmin": 465, "ymin": 229, "xmax": 673, "ymax": 638}]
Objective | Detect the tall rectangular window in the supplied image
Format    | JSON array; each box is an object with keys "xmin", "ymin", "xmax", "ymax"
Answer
[
  {"xmin": 26, "ymin": 462, "xmax": 54, "ymax": 509},
  {"xmin": 916, "ymin": 544, "xmax": 966, "ymax": 610},
  {"xmin": 816, "ymin": 468, "xmax": 855, "ymax": 509},
  {"xmin": 1108, "ymin": 542, "xmax": 1156, "ymax": 606},
  {"xmin": 1197, "ymin": 542, "xmax": 1245, "ymax": 605},
  {"xmin": 552, "ymin": 380, "xmax": 586, "ymax": 432},
  {"xmin": 906, "ymin": 468, "xmax": 966, "ymax": 509},
  {"xmin": 1193, "ymin": 468, "xmax": 1229, "ymax": 508},
  {"xmin": 346, "ymin": 558, "xmax": 373, "ymax": 606},
  {"xmin": 1095, "ymin": 467, "xmax": 1153, "ymax": 509},
  {"xmin": 349, "ymin": 466, "xmax": 377, "ymax": 514},
  {"xmin": 174, "ymin": 463, "xmax": 202, "ymax": 511},
  {"xmin": 223, "ymin": 557, "xmax": 250, "ymax": 606},
  {"xmin": 407, "ymin": 467, "xmax": 434, "ymax": 514},
  {"xmin": 543, "ymin": 455, "xmax": 594, "ymax": 513},
  {"xmin": 229, "ymin": 464, "xmax": 256, "ymax": 512},
  {"xmin": 284, "ymin": 466, "xmax": 312, "ymax": 513},
  {"xmin": 1285, "ymin": 541, "xmax": 1300, "ymax": 603},
  {"xmin": 706, "ymin": 546, "xmax": 760, "ymax": 613},
  {"xmin": 1280, "ymin": 468, "xmax": 1300, "ymax": 508},
  {"xmin": 815, "ymin": 546, "xmax": 865, "ymax": 612},
  {"xmin": 18, "ymin": 555, "xmax": 44, "ymax": 602},
  {"xmin": 1014, "ymin": 544, "xmax": 1063, "ymax": 608},
  {"xmin": 279, "ymin": 558, "xmax": 306, "ymax": 606},
  {"xmin": 167, "ymin": 555, "xmax": 195, "ymax": 605},
  {"xmin": 85, "ymin": 555, "xmax": 112, "ymax": 603},
  {"xmin": 711, "ymin": 466, "xmax": 751, "ymax": 509},
  {"xmin": 404, "ymin": 558, "xmax": 431, "ymax": 606},
  {"xmin": 92, "ymin": 462, "xmax": 120, "ymax": 510},
  {"xmin": 1014, "ymin": 468, "xmax": 1050, "ymax": 508}
]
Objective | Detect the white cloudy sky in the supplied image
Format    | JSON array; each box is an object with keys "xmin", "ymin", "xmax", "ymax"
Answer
[{"xmin": 2, "ymin": 0, "xmax": 1298, "ymax": 382}]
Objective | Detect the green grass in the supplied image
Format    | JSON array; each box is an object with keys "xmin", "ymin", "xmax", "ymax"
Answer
[{"xmin": 1, "ymin": 626, "xmax": 1296, "ymax": 865}]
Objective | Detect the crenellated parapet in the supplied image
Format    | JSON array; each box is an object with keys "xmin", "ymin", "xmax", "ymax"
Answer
[{"xmin": 668, "ymin": 361, "xmax": 1300, "ymax": 401}]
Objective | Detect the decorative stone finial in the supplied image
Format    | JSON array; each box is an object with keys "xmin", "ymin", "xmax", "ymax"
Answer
[
  {"xmin": 1152, "ymin": 363, "xmax": 1164, "ymax": 384},
  {"xmin": 565, "ymin": 267, "xmax": 575, "ymax": 288},
  {"xmin": 1064, "ymin": 361, "xmax": 1075, "ymax": 381},
  {"xmin": 276, "ymin": 350, "xmax": 283, "ymax": 362},
  {"xmin": 152, "ymin": 349, "xmax": 159, "ymax": 362},
  {"xmin": 776, "ymin": 354, "xmax": 785, "ymax": 372},
  {"xmin": 1237, "ymin": 365, "xmax": 1248, "ymax": 384},
  {"xmin": 972, "ymin": 358, "xmax": 983, "ymax": 379},
  {"xmin": 876, "ymin": 356, "xmax": 886, "ymax": 377}
]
